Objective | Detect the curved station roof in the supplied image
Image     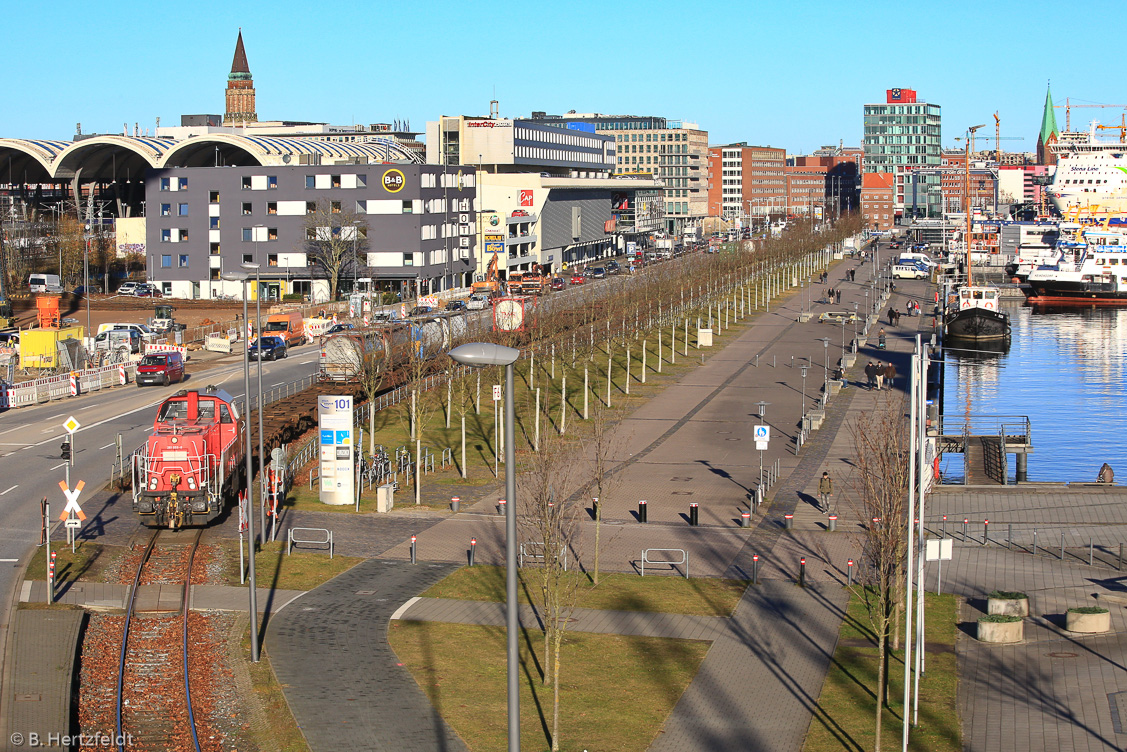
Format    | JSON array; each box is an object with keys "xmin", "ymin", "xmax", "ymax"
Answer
[{"xmin": 0, "ymin": 133, "xmax": 423, "ymax": 184}]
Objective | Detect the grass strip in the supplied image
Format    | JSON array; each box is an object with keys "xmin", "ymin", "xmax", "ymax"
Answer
[{"xmin": 388, "ymin": 621, "xmax": 709, "ymax": 751}]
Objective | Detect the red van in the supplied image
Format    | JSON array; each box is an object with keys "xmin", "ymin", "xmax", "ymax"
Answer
[{"xmin": 136, "ymin": 351, "xmax": 185, "ymax": 387}]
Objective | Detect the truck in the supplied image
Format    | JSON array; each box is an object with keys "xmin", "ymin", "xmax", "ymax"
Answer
[
  {"xmin": 512, "ymin": 265, "xmax": 549, "ymax": 295},
  {"xmin": 263, "ymin": 311, "xmax": 306, "ymax": 347}
]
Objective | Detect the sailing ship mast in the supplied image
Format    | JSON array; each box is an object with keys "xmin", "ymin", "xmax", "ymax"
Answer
[{"xmin": 965, "ymin": 123, "xmax": 986, "ymax": 282}]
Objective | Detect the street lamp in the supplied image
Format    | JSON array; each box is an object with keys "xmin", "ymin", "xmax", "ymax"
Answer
[
  {"xmin": 852, "ymin": 303, "xmax": 859, "ymax": 352},
  {"xmin": 818, "ymin": 337, "xmax": 831, "ymax": 398},
  {"xmin": 799, "ymin": 365, "xmax": 809, "ymax": 415},
  {"xmin": 220, "ymin": 270, "xmax": 260, "ymax": 663},
  {"xmin": 242, "ymin": 261, "xmax": 265, "ymax": 538},
  {"xmin": 755, "ymin": 400, "xmax": 770, "ymax": 490},
  {"xmin": 448, "ymin": 342, "xmax": 521, "ymax": 752}
]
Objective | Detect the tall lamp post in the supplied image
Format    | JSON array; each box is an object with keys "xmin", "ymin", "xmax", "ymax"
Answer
[
  {"xmin": 852, "ymin": 302, "xmax": 859, "ymax": 351},
  {"xmin": 818, "ymin": 337, "xmax": 831, "ymax": 399},
  {"xmin": 221, "ymin": 271, "xmax": 260, "ymax": 663},
  {"xmin": 448, "ymin": 342, "xmax": 521, "ymax": 752},
  {"xmin": 799, "ymin": 365, "xmax": 809, "ymax": 415},
  {"xmin": 242, "ymin": 261, "xmax": 265, "ymax": 538},
  {"xmin": 755, "ymin": 400, "xmax": 770, "ymax": 489}
]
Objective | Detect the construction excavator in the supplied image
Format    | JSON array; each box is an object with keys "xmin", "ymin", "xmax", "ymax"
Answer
[{"xmin": 471, "ymin": 251, "xmax": 505, "ymax": 297}]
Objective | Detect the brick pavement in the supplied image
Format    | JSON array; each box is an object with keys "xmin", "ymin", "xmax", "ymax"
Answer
[
  {"xmin": 0, "ymin": 609, "xmax": 83, "ymax": 750},
  {"xmin": 267, "ymin": 559, "xmax": 468, "ymax": 752}
]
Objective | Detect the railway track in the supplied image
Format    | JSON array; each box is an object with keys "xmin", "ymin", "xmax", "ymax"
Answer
[{"xmin": 115, "ymin": 528, "xmax": 204, "ymax": 752}]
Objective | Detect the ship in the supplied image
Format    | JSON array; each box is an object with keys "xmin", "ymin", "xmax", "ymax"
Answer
[
  {"xmin": 1024, "ymin": 228, "xmax": 1127, "ymax": 304},
  {"xmin": 1046, "ymin": 129, "xmax": 1127, "ymax": 217},
  {"xmin": 946, "ymin": 285, "xmax": 1011, "ymax": 341}
]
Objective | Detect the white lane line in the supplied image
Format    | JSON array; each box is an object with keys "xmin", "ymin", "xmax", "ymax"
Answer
[
  {"xmin": 78, "ymin": 404, "xmax": 101, "ymax": 411},
  {"xmin": 98, "ymin": 443, "xmax": 115, "ymax": 450},
  {"xmin": 47, "ymin": 412, "xmax": 66, "ymax": 419},
  {"xmin": 271, "ymin": 382, "xmax": 285, "ymax": 387},
  {"xmin": 0, "ymin": 485, "xmax": 17, "ymax": 495},
  {"xmin": 28, "ymin": 397, "xmax": 166, "ymax": 449},
  {"xmin": 49, "ymin": 462, "xmax": 66, "ymax": 471}
]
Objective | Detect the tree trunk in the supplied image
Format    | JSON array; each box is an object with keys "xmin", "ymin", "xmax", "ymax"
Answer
[
  {"xmin": 415, "ymin": 438, "xmax": 421, "ymax": 505},
  {"xmin": 460, "ymin": 415, "xmax": 466, "ymax": 479},
  {"xmin": 875, "ymin": 628, "xmax": 885, "ymax": 751},
  {"xmin": 606, "ymin": 353, "xmax": 612, "ymax": 407},
  {"xmin": 593, "ymin": 503, "xmax": 601, "ymax": 586},
  {"xmin": 551, "ymin": 638, "xmax": 561, "ymax": 752}
]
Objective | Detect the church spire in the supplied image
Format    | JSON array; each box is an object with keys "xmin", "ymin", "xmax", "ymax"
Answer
[
  {"xmin": 1038, "ymin": 83, "xmax": 1060, "ymax": 165},
  {"xmin": 224, "ymin": 29, "xmax": 257, "ymax": 125}
]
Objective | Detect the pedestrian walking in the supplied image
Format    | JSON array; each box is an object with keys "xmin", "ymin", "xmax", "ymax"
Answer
[
  {"xmin": 874, "ymin": 361, "xmax": 885, "ymax": 390},
  {"xmin": 865, "ymin": 360, "xmax": 877, "ymax": 389},
  {"xmin": 889, "ymin": 308, "xmax": 898, "ymax": 327},
  {"xmin": 818, "ymin": 471, "xmax": 833, "ymax": 513},
  {"xmin": 883, "ymin": 361, "xmax": 897, "ymax": 391}
]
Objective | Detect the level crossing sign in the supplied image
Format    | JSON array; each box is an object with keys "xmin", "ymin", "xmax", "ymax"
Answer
[{"xmin": 57, "ymin": 479, "xmax": 86, "ymax": 521}]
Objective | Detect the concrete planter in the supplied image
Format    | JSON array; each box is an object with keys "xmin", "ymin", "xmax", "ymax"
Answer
[
  {"xmin": 988, "ymin": 596, "xmax": 1029, "ymax": 618},
  {"xmin": 977, "ymin": 617, "xmax": 1023, "ymax": 643},
  {"xmin": 1066, "ymin": 609, "xmax": 1110, "ymax": 634}
]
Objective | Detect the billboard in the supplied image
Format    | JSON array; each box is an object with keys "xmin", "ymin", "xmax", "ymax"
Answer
[{"xmin": 318, "ymin": 395, "xmax": 354, "ymax": 505}]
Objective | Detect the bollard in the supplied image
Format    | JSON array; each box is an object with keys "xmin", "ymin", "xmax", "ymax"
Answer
[
  {"xmin": 451, "ymin": 496, "xmax": 461, "ymax": 513},
  {"xmin": 828, "ymin": 514, "xmax": 837, "ymax": 532},
  {"xmin": 983, "ymin": 519, "xmax": 989, "ymax": 545},
  {"xmin": 1061, "ymin": 532, "xmax": 1065, "ymax": 561},
  {"xmin": 1008, "ymin": 523, "xmax": 1013, "ymax": 549},
  {"xmin": 469, "ymin": 537, "xmax": 477, "ymax": 566},
  {"xmin": 752, "ymin": 553, "xmax": 759, "ymax": 585},
  {"xmin": 942, "ymin": 515, "xmax": 948, "ymax": 538},
  {"xmin": 592, "ymin": 497, "xmax": 599, "ymax": 519},
  {"xmin": 497, "ymin": 499, "xmax": 506, "ymax": 516},
  {"xmin": 1090, "ymin": 538, "xmax": 1094, "ymax": 566},
  {"xmin": 1120, "ymin": 543, "xmax": 1123, "ymax": 572},
  {"xmin": 741, "ymin": 510, "xmax": 751, "ymax": 528},
  {"xmin": 784, "ymin": 513, "xmax": 794, "ymax": 530},
  {"xmin": 1033, "ymin": 528, "xmax": 1038, "ymax": 556},
  {"xmin": 872, "ymin": 517, "xmax": 881, "ymax": 530},
  {"xmin": 410, "ymin": 535, "xmax": 417, "ymax": 565},
  {"xmin": 638, "ymin": 500, "xmax": 648, "ymax": 523},
  {"xmin": 799, "ymin": 557, "xmax": 806, "ymax": 588},
  {"xmin": 847, "ymin": 558, "xmax": 854, "ymax": 587},
  {"xmin": 688, "ymin": 502, "xmax": 699, "ymax": 527},
  {"xmin": 962, "ymin": 518, "xmax": 969, "ymax": 541}
]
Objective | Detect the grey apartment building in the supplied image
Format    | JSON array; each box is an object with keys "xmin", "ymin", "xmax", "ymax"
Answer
[{"xmin": 145, "ymin": 164, "xmax": 475, "ymax": 300}]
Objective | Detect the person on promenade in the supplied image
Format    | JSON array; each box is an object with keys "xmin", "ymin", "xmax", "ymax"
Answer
[
  {"xmin": 865, "ymin": 360, "xmax": 877, "ymax": 390},
  {"xmin": 874, "ymin": 362, "xmax": 885, "ymax": 390},
  {"xmin": 883, "ymin": 361, "xmax": 897, "ymax": 390},
  {"xmin": 818, "ymin": 472, "xmax": 833, "ymax": 514}
]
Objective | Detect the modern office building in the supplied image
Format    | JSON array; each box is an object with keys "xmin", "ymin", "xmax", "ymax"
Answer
[
  {"xmin": 527, "ymin": 112, "xmax": 709, "ymax": 236},
  {"xmin": 862, "ymin": 88, "xmax": 942, "ymax": 218},
  {"xmin": 707, "ymin": 144, "xmax": 787, "ymax": 222}
]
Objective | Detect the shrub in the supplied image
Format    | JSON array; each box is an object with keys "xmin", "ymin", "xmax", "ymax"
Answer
[
  {"xmin": 283, "ymin": 293, "xmax": 304, "ymax": 302},
  {"xmin": 978, "ymin": 614, "xmax": 1021, "ymax": 623},
  {"xmin": 989, "ymin": 590, "xmax": 1028, "ymax": 600},
  {"xmin": 1067, "ymin": 606, "xmax": 1109, "ymax": 615}
]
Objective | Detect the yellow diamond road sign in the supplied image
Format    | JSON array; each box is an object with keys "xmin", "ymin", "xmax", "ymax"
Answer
[{"xmin": 63, "ymin": 416, "xmax": 80, "ymax": 434}]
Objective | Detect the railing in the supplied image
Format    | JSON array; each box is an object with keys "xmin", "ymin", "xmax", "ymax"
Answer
[
  {"xmin": 933, "ymin": 414, "xmax": 1031, "ymax": 446},
  {"xmin": 1, "ymin": 361, "xmax": 138, "ymax": 409}
]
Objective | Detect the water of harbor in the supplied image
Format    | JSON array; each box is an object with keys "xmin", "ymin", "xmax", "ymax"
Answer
[{"xmin": 941, "ymin": 302, "xmax": 1127, "ymax": 483}]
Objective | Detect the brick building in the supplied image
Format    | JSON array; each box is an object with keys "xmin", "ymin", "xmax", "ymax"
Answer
[
  {"xmin": 707, "ymin": 143, "xmax": 786, "ymax": 222},
  {"xmin": 861, "ymin": 172, "xmax": 895, "ymax": 232}
]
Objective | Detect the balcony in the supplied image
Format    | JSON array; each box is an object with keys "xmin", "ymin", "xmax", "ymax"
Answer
[{"xmin": 506, "ymin": 234, "xmax": 537, "ymax": 247}]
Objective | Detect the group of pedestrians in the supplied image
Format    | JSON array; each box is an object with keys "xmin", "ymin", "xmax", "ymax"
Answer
[
  {"xmin": 864, "ymin": 360, "xmax": 896, "ymax": 391},
  {"xmin": 824, "ymin": 287, "xmax": 842, "ymax": 305}
]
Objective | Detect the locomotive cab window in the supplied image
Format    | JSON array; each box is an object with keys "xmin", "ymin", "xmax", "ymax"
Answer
[
  {"xmin": 197, "ymin": 400, "xmax": 217, "ymax": 422},
  {"xmin": 159, "ymin": 401, "xmax": 187, "ymax": 421},
  {"xmin": 219, "ymin": 404, "xmax": 233, "ymax": 424}
]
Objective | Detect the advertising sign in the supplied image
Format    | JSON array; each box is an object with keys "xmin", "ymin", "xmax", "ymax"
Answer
[
  {"xmin": 520, "ymin": 190, "xmax": 534, "ymax": 207},
  {"xmin": 484, "ymin": 234, "xmax": 505, "ymax": 256},
  {"xmin": 317, "ymin": 395, "xmax": 354, "ymax": 505}
]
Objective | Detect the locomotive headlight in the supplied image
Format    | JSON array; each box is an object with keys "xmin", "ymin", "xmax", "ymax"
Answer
[
  {"xmin": 149, "ymin": 477, "xmax": 158, "ymax": 490},
  {"xmin": 171, "ymin": 437, "xmax": 178, "ymax": 444},
  {"xmin": 187, "ymin": 476, "xmax": 196, "ymax": 489}
]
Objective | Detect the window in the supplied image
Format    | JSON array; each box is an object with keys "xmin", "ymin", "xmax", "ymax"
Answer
[
  {"xmin": 209, "ymin": 217, "xmax": 220, "ymax": 229},
  {"xmin": 403, "ymin": 252, "xmax": 413, "ymax": 266},
  {"xmin": 242, "ymin": 202, "xmax": 252, "ymax": 215},
  {"xmin": 242, "ymin": 228, "xmax": 253, "ymax": 242},
  {"xmin": 178, "ymin": 178, "xmax": 188, "ymax": 190},
  {"xmin": 331, "ymin": 175, "xmax": 341, "ymax": 189},
  {"xmin": 305, "ymin": 175, "xmax": 316, "ymax": 189},
  {"xmin": 306, "ymin": 201, "xmax": 316, "ymax": 215},
  {"xmin": 355, "ymin": 200, "xmax": 367, "ymax": 214},
  {"xmin": 267, "ymin": 202, "xmax": 278, "ymax": 215},
  {"xmin": 160, "ymin": 178, "xmax": 170, "ymax": 191},
  {"xmin": 209, "ymin": 191, "xmax": 220, "ymax": 203},
  {"xmin": 178, "ymin": 254, "xmax": 189, "ymax": 268},
  {"xmin": 178, "ymin": 203, "xmax": 189, "ymax": 216},
  {"xmin": 161, "ymin": 229, "xmax": 171, "ymax": 242},
  {"xmin": 331, "ymin": 201, "xmax": 341, "ymax": 214},
  {"xmin": 268, "ymin": 228, "xmax": 278, "ymax": 241},
  {"xmin": 160, "ymin": 204, "xmax": 172, "ymax": 216},
  {"xmin": 161, "ymin": 254, "xmax": 172, "ymax": 268},
  {"xmin": 268, "ymin": 176, "xmax": 278, "ymax": 189},
  {"xmin": 356, "ymin": 174, "xmax": 367, "ymax": 188},
  {"xmin": 242, "ymin": 176, "xmax": 252, "ymax": 190},
  {"xmin": 268, "ymin": 253, "xmax": 279, "ymax": 267},
  {"xmin": 402, "ymin": 200, "xmax": 413, "ymax": 214},
  {"xmin": 243, "ymin": 254, "xmax": 253, "ymax": 264},
  {"xmin": 210, "ymin": 242, "xmax": 220, "ymax": 255},
  {"xmin": 181, "ymin": 229, "xmax": 188, "ymax": 242}
]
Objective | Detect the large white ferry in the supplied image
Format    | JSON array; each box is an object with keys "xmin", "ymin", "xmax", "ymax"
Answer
[
  {"xmin": 1046, "ymin": 130, "xmax": 1127, "ymax": 217},
  {"xmin": 1024, "ymin": 227, "xmax": 1127, "ymax": 304}
]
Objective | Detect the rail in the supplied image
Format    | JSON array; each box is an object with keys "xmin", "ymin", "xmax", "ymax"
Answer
[{"xmin": 933, "ymin": 414, "xmax": 1031, "ymax": 446}]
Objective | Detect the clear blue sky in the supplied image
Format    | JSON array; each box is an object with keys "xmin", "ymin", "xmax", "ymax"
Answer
[{"xmin": 3, "ymin": 0, "xmax": 1118, "ymax": 154}]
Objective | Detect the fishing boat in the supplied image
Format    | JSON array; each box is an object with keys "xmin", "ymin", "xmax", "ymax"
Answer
[{"xmin": 946, "ymin": 285, "xmax": 1011, "ymax": 340}]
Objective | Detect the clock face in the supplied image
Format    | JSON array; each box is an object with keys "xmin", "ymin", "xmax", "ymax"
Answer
[{"xmin": 495, "ymin": 300, "xmax": 523, "ymax": 331}]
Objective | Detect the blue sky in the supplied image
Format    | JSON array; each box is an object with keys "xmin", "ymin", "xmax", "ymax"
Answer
[{"xmin": 2, "ymin": 0, "xmax": 1117, "ymax": 154}]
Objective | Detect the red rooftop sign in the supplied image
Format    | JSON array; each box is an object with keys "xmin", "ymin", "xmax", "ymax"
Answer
[{"xmin": 886, "ymin": 88, "xmax": 917, "ymax": 103}]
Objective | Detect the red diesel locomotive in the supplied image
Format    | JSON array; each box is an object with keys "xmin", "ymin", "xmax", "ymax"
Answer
[{"xmin": 132, "ymin": 387, "xmax": 245, "ymax": 528}]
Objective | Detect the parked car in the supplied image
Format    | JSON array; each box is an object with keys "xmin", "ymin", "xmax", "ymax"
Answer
[
  {"xmin": 72, "ymin": 284, "xmax": 102, "ymax": 295},
  {"xmin": 248, "ymin": 335, "xmax": 288, "ymax": 361},
  {"xmin": 466, "ymin": 294, "xmax": 489, "ymax": 310},
  {"xmin": 445, "ymin": 300, "xmax": 467, "ymax": 312},
  {"xmin": 570, "ymin": 273, "xmax": 586, "ymax": 285},
  {"xmin": 588, "ymin": 267, "xmax": 607, "ymax": 279},
  {"xmin": 326, "ymin": 323, "xmax": 355, "ymax": 334},
  {"xmin": 116, "ymin": 282, "xmax": 140, "ymax": 296},
  {"xmin": 409, "ymin": 306, "xmax": 433, "ymax": 317},
  {"xmin": 136, "ymin": 351, "xmax": 185, "ymax": 387},
  {"xmin": 550, "ymin": 277, "xmax": 566, "ymax": 291},
  {"xmin": 892, "ymin": 264, "xmax": 928, "ymax": 280},
  {"xmin": 135, "ymin": 284, "xmax": 162, "ymax": 298},
  {"xmin": 604, "ymin": 260, "xmax": 621, "ymax": 275},
  {"xmin": 94, "ymin": 328, "xmax": 142, "ymax": 354},
  {"xmin": 510, "ymin": 209, "xmax": 529, "ymax": 218}
]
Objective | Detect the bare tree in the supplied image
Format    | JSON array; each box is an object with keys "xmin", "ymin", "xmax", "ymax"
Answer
[
  {"xmin": 587, "ymin": 401, "xmax": 628, "ymax": 586},
  {"xmin": 398, "ymin": 334, "xmax": 442, "ymax": 504},
  {"xmin": 517, "ymin": 430, "xmax": 581, "ymax": 751},
  {"xmin": 847, "ymin": 394, "xmax": 910, "ymax": 752},
  {"xmin": 303, "ymin": 198, "xmax": 368, "ymax": 301},
  {"xmin": 353, "ymin": 330, "xmax": 393, "ymax": 457}
]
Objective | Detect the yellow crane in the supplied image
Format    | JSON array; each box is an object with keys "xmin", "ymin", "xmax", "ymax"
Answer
[
  {"xmin": 1095, "ymin": 115, "xmax": 1127, "ymax": 143},
  {"xmin": 1053, "ymin": 98, "xmax": 1127, "ymax": 131}
]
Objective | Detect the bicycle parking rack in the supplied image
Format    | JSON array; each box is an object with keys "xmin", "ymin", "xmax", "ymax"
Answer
[
  {"xmin": 641, "ymin": 548, "xmax": 688, "ymax": 579},
  {"xmin": 519, "ymin": 542, "xmax": 568, "ymax": 570},
  {"xmin": 288, "ymin": 527, "xmax": 334, "ymax": 558}
]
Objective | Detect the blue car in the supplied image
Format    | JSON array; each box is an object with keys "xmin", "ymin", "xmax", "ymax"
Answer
[{"xmin": 248, "ymin": 335, "xmax": 288, "ymax": 361}]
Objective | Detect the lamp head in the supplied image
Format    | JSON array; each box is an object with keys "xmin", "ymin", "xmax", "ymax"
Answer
[
  {"xmin": 448, "ymin": 342, "xmax": 520, "ymax": 368},
  {"xmin": 221, "ymin": 272, "xmax": 248, "ymax": 282},
  {"xmin": 241, "ymin": 262, "xmax": 261, "ymax": 270}
]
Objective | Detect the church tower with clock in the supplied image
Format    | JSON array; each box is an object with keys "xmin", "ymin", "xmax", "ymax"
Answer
[{"xmin": 224, "ymin": 30, "xmax": 258, "ymax": 125}]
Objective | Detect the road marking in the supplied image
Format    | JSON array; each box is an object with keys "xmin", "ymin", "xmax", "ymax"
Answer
[
  {"xmin": 0, "ymin": 485, "xmax": 17, "ymax": 496},
  {"xmin": 78, "ymin": 404, "xmax": 101, "ymax": 411},
  {"xmin": 48, "ymin": 413, "xmax": 66, "ymax": 419},
  {"xmin": 98, "ymin": 443, "xmax": 115, "ymax": 450},
  {"xmin": 271, "ymin": 382, "xmax": 285, "ymax": 387},
  {"xmin": 49, "ymin": 462, "xmax": 66, "ymax": 471}
]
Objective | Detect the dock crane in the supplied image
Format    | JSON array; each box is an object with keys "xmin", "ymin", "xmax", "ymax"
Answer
[{"xmin": 1053, "ymin": 98, "xmax": 1127, "ymax": 131}]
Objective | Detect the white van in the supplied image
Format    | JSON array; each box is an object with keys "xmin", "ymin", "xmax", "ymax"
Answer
[
  {"xmin": 29, "ymin": 274, "xmax": 63, "ymax": 293},
  {"xmin": 897, "ymin": 253, "xmax": 935, "ymax": 268},
  {"xmin": 892, "ymin": 264, "xmax": 928, "ymax": 280}
]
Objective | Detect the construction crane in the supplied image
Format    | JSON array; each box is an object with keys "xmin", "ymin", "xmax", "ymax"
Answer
[
  {"xmin": 1053, "ymin": 98, "xmax": 1127, "ymax": 131},
  {"xmin": 1095, "ymin": 114, "xmax": 1127, "ymax": 143}
]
